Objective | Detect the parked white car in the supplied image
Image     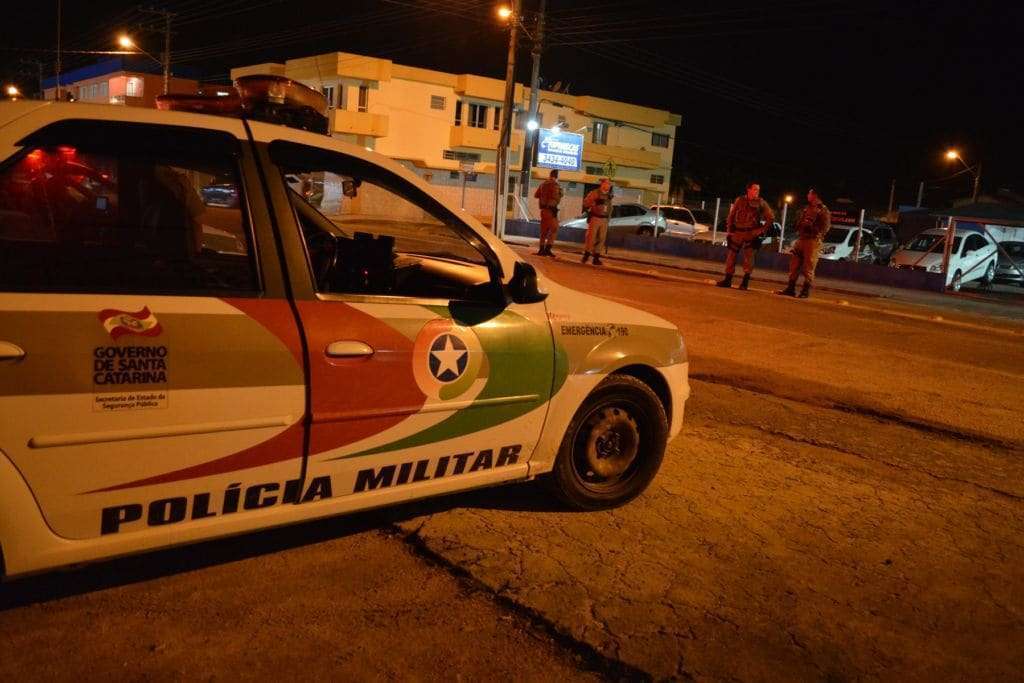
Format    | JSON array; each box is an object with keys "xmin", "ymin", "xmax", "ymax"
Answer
[
  {"xmin": 819, "ymin": 227, "xmax": 877, "ymax": 263},
  {"xmin": 892, "ymin": 228, "xmax": 998, "ymax": 290},
  {"xmin": 560, "ymin": 202, "xmax": 666, "ymax": 236},
  {"xmin": 648, "ymin": 205, "xmax": 712, "ymax": 238}
]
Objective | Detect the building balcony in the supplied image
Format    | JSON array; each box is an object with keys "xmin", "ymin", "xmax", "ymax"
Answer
[
  {"xmin": 332, "ymin": 110, "xmax": 389, "ymax": 137},
  {"xmin": 582, "ymin": 143, "xmax": 663, "ymax": 170},
  {"xmin": 449, "ymin": 125, "xmax": 499, "ymax": 150}
]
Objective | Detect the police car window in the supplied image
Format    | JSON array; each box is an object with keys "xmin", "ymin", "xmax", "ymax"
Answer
[
  {"xmin": 271, "ymin": 142, "xmax": 492, "ymax": 300},
  {"xmin": 0, "ymin": 122, "xmax": 257, "ymax": 296}
]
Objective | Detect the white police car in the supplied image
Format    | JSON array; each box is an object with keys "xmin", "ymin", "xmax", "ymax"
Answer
[{"xmin": 0, "ymin": 78, "xmax": 688, "ymax": 578}]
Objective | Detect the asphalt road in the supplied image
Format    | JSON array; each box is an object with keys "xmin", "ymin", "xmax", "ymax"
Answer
[{"xmin": 2, "ymin": 248, "xmax": 1022, "ymax": 681}]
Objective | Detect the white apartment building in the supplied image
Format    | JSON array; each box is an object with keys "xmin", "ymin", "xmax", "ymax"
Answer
[{"xmin": 232, "ymin": 52, "xmax": 680, "ymax": 224}]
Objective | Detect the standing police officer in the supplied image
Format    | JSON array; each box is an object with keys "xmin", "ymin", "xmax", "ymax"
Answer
[
  {"xmin": 534, "ymin": 169, "xmax": 563, "ymax": 257},
  {"xmin": 582, "ymin": 177, "xmax": 612, "ymax": 266},
  {"xmin": 717, "ymin": 182, "xmax": 774, "ymax": 290},
  {"xmin": 778, "ymin": 188, "xmax": 831, "ymax": 298}
]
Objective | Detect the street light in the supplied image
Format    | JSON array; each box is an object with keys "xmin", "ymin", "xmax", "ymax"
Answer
[
  {"xmin": 943, "ymin": 148, "xmax": 982, "ymax": 203},
  {"xmin": 5, "ymin": 85, "xmax": 20, "ymax": 98},
  {"xmin": 526, "ymin": 119, "xmax": 539, "ymax": 131},
  {"xmin": 779, "ymin": 195, "xmax": 794, "ymax": 252},
  {"xmin": 115, "ymin": 33, "xmax": 168, "ymax": 95},
  {"xmin": 492, "ymin": 0, "xmax": 521, "ymax": 237}
]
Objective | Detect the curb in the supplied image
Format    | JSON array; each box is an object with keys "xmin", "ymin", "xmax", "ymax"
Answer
[{"xmin": 512, "ymin": 243, "xmax": 1024, "ymax": 339}]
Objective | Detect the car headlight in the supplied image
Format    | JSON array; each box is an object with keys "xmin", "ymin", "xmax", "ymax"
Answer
[
  {"xmin": 929, "ymin": 264, "xmax": 942, "ymax": 273},
  {"xmin": 821, "ymin": 245, "xmax": 835, "ymax": 254}
]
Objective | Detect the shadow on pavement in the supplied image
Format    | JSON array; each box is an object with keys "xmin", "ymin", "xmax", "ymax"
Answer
[{"xmin": 0, "ymin": 479, "xmax": 564, "ymax": 610}]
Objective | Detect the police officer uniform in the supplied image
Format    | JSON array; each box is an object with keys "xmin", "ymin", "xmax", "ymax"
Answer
[
  {"xmin": 582, "ymin": 182, "xmax": 612, "ymax": 265},
  {"xmin": 717, "ymin": 194, "xmax": 775, "ymax": 290},
  {"xmin": 779, "ymin": 192, "xmax": 831, "ymax": 298},
  {"xmin": 534, "ymin": 174, "xmax": 563, "ymax": 256}
]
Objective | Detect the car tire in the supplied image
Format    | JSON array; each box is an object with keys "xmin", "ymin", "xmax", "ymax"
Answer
[
  {"xmin": 548, "ymin": 374, "xmax": 668, "ymax": 511},
  {"xmin": 636, "ymin": 225, "xmax": 654, "ymax": 236},
  {"xmin": 951, "ymin": 269, "xmax": 963, "ymax": 292},
  {"xmin": 983, "ymin": 261, "xmax": 996, "ymax": 286}
]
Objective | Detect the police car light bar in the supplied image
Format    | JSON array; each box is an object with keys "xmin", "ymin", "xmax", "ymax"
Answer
[{"xmin": 155, "ymin": 75, "xmax": 329, "ymax": 135}]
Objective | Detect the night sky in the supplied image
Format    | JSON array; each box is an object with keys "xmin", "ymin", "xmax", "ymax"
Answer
[{"xmin": 3, "ymin": 0, "xmax": 1021, "ymax": 209}]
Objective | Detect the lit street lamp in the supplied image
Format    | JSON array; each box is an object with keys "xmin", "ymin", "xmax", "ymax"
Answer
[
  {"xmin": 492, "ymin": 1, "xmax": 522, "ymax": 237},
  {"xmin": 116, "ymin": 33, "xmax": 169, "ymax": 95},
  {"xmin": 944, "ymin": 149, "xmax": 982, "ymax": 203},
  {"xmin": 5, "ymin": 84, "xmax": 20, "ymax": 99},
  {"xmin": 778, "ymin": 194, "xmax": 794, "ymax": 251}
]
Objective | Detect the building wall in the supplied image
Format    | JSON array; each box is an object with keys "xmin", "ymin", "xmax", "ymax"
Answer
[{"xmin": 44, "ymin": 72, "xmax": 198, "ymax": 108}]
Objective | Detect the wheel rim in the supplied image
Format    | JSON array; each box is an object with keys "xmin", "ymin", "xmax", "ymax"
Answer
[{"xmin": 571, "ymin": 400, "xmax": 644, "ymax": 491}]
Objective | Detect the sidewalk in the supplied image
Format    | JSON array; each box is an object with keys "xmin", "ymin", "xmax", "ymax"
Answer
[{"xmin": 506, "ymin": 235, "xmax": 1024, "ymax": 323}]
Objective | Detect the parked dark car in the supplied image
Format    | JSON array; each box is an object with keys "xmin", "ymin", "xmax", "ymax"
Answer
[
  {"xmin": 995, "ymin": 241, "xmax": 1024, "ymax": 286},
  {"xmin": 200, "ymin": 182, "xmax": 240, "ymax": 208}
]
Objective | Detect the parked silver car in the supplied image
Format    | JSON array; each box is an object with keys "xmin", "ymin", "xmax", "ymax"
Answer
[
  {"xmin": 648, "ymin": 205, "xmax": 712, "ymax": 238},
  {"xmin": 560, "ymin": 202, "xmax": 666, "ymax": 237}
]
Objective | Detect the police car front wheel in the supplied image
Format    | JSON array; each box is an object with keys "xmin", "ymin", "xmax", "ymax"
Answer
[{"xmin": 550, "ymin": 374, "xmax": 668, "ymax": 510}]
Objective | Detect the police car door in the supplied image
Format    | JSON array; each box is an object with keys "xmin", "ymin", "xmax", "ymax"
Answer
[
  {"xmin": 0, "ymin": 115, "xmax": 305, "ymax": 542},
  {"xmin": 253, "ymin": 131, "xmax": 556, "ymax": 503}
]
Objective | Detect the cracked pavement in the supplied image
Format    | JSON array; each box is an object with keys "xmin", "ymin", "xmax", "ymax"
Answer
[{"xmin": 388, "ymin": 252, "xmax": 1024, "ymax": 680}]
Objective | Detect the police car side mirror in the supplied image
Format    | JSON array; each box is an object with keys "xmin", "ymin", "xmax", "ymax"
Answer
[{"xmin": 507, "ymin": 261, "xmax": 548, "ymax": 304}]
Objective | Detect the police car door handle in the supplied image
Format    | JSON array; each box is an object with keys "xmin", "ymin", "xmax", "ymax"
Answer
[
  {"xmin": 325, "ymin": 341, "xmax": 375, "ymax": 358},
  {"xmin": 0, "ymin": 341, "xmax": 26, "ymax": 360}
]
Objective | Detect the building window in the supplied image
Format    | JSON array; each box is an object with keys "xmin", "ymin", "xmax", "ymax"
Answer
[
  {"xmin": 322, "ymin": 85, "xmax": 335, "ymax": 109},
  {"xmin": 592, "ymin": 121, "xmax": 608, "ymax": 145},
  {"xmin": 468, "ymin": 103, "xmax": 487, "ymax": 129},
  {"xmin": 126, "ymin": 77, "xmax": 142, "ymax": 98},
  {"xmin": 585, "ymin": 165, "xmax": 603, "ymax": 176},
  {"xmin": 651, "ymin": 132, "xmax": 670, "ymax": 148},
  {"xmin": 650, "ymin": 174, "xmax": 665, "ymax": 185},
  {"xmin": 449, "ymin": 170, "xmax": 460, "ymax": 179},
  {"xmin": 99, "ymin": 82, "xmax": 108, "ymax": 100},
  {"xmin": 568, "ymin": 181, "xmax": 577, "ymax": 189},
  {"xmin": 358, "ymin": 85, "xmax": 369, "ymax": 112},
  {"xmin": 493, "ymin": 106, "xmax": 501, "ymax": 130},
  {"xmin": 443, "ymin": 150, "xmax": 482, "ymax": 162},
  {"xmin": 430, "ymin": 95, "xmax": 446, "ymax": 110},
  {"xmin": 454, "ymin": 100, "xmax": 463, "ymax": 126}
]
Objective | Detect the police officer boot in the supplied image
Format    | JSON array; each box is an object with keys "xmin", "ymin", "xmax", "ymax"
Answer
[
  {"xmin": 738, "ymin": 274, "xmax": 751, "ymax": 291},
  {"xmin": 798, "ymin": 282, "xmax": 812, "ymax": 299},
  {"xmin": 716, "ymin": 274, "xmax": 733, "ymax": 288},
  {"xmin": 777, "ymin": 281, "xmax": 797, "ymax": 296},
  {"xmin": 535, "ymin": 245, "xmax": 546, "ymax": 255},
  {"xmin": 582, "ymin": 251, "xmax": 590, "ymax": 263},
  {"xmin": 592, "ymin": 254, "xmax": 603, "ymax": 266}
]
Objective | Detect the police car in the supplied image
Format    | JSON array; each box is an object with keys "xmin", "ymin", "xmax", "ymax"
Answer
[{"xmin": 0, "ymin": 78, "xmax": 688, "ymax": 578}]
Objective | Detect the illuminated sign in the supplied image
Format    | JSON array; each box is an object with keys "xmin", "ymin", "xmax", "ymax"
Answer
[{"xmin": 537, "ymin": 129, "xmax": 583, "ymax": 172}]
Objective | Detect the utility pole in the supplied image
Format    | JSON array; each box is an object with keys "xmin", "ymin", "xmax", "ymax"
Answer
[
  {"xmin": 971, "ymin": 163, "xmax": 982, "ymax": 203},
  {"xmin": 916, "ymin": 180, "xmax": 924, "ymax": 208},
  {"xmin": 55, "ymin": 0, "xmax": 62, "ymax": 100},
  {"xmin": 519, "ymin": 0, "xmax": 546, "ymax": 199},
  {"xmin": 493, "ymin": 0, "xmax": 522, "ymax": 235},
  {"xmin": 887, "ymin": 178, "xmax": 895, "ymax": 215},
  {"xmin": 142, "ymin": 7, "xmax": 174, "ymax": 95}
]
